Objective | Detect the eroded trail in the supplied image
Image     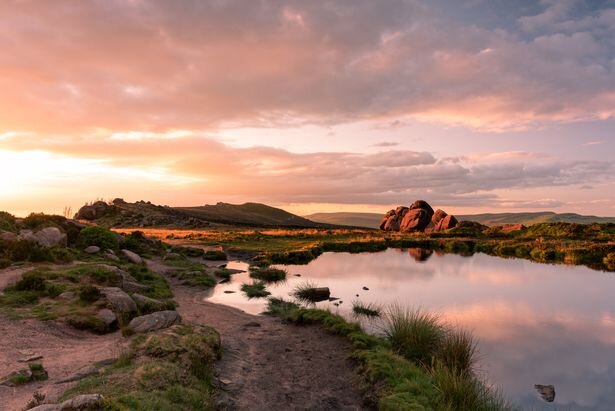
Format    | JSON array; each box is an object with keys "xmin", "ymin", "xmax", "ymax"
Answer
[{"xmin": 148, "ymin": 259, "xmax": 370, "ymax": 411}]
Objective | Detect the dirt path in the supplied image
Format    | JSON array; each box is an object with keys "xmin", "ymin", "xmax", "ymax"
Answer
[
  {"xmin": 0, "ymin": 265, "xmax": 125, "ymax": 410},
  {"xmin": 148, "ymin": 259, "xmax": 370, "ymax": 411},
  {"xmin": 0, "ymin": 317, "xmax": 123, "ymax": 410}
]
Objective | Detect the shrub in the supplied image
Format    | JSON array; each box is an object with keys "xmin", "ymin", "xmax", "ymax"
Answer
[
  {"xmin": 15, "ymin": 272, "xmax": 46, "ymax": 292},
  {"xmin": 604, "ymin": 253, "xmax": 615, "ymax": 271},
  {"xmin": 22, "ymin": 213, "xmax": 66, "ymax": 229},
  {"xmin": 78, "ymin": 226, "xmax": 119, "ymax": 251},
  {"xmin": 204, "ymin": 250, "xmax": 227, "ymax": 260},
  {"xmin": 383, "ymin": 305, "xmax": 445, "ymax": 366},
  {"xmin": 0, "ymin": 211, "xmax": 16, "ymax": 232},
  {"xmin": 79, "ymin": 285, "xmax": 101, "ymax": 303}
]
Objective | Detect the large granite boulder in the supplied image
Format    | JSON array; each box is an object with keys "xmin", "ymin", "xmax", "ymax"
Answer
[
  {"xmin": 434, "ymin": 215, "xmax": 458, "ymax": 231},
  {"xmin": 18, "ymin": 227, "xmax": 67, "ymax": 248},
  {"xmin": 121, "ymin": 249, "xmax": 143, "ymax": 265},
  {"xmin": 127, "ymin": 310, "xmax": 181, "ymax": 333},
  {"xmin": 380, "ymin": 200, "xmax": 460, "ymax": 233},
  {"xmin": 101, "ymin": 287, "xmax": 137, "ymax": 316},
  {"xmin": 75, "ymin": 201, "xmax": 111, "ymax": 221}
]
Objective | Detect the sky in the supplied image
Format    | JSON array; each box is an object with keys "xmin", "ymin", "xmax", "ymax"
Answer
[{"xmin": 0, "ymin": 0, "xmax": 614, "ymax": 217}]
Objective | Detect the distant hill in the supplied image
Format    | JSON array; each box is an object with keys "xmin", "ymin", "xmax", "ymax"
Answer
[
  {"xmin": 306, "ymin": 211, "xmax": 615, "ymax": 229},
  {"xmin": 177, "ymin": 202, "xmax": 320, "ymax": 227},
  {"xmin": 76, "ymin": 199, "xmax": 326, "ymax": 228}
]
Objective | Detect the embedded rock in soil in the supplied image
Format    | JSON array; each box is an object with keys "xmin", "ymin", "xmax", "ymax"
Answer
[{"xmin": 127, "ymin": 310, "xmax": 181, "ymax": 333}]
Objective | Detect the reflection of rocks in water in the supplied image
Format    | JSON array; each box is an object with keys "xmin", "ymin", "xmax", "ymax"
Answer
[
  {"xmin": 534, "ymin": 384, "xmax": 555, "ymax": 402},
  {"xmin": 408, "ymin": 248, "xmax": 434, "ymax": 262}
]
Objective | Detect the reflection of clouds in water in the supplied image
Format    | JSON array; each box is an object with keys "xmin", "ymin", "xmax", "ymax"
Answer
[{"xmin": 209, "ymin": 250, "xmax": 615, "ymax": 409}]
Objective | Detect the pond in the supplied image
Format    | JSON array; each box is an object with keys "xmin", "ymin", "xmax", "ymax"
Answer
[{"xmin": 205, "ymin": 248, "xmax": 615, "ymax": 410}]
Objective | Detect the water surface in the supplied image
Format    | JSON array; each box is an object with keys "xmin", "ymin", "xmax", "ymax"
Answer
[{"xmin": 206, "ymin": 249, "xmax": 615, "ymax": 410}]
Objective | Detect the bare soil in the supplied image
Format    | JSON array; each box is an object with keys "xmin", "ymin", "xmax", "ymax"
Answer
[{"xmin": 148, "ymin": 259, "xmax": 370, "ymax": 411}]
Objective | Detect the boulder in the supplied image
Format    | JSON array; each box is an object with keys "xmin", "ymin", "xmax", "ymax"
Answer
[
  {"xmin": 534, "ymin": 384, "xmax": 555, "ymax": 402},
  {"xmin": 432, "ymin": 209, "xmax": 448, "ymax": 225},
  {"xmin": 121, "ymin": 249, "xmax": 143, "ymax": 265},
  {"xmin": 400, "ymin": 208, "xmax": 431, "ymax": 232},
  {"xmin": 434, "ymin": 215, "xmax": 458, "ymax": 232},
  {"xmin": 96, "ymin": 309, "xmax": 117, "ymax": 329},
  {"xmin": 0, "ymin": 231, "xmax": 17, "ymax": 241},
  {"xmin": 132, "ymin": 293, "xmax": 167, "ymax": 312},
  {"xmin": 127, "ymin": 310, "xmax": 181, "ymax": 333},
  {"xmin": 19, "ymin": 227, "xmax": 67, "ymax": 248},
  {"xmin": 409, "ymin": 200, "xmax": 434, "ymax": 216},
  {"xmin": 104, "ymin": 251, "xmax": 120, "ymax": 262},
  {"xmin": 84, "ymin": 245, "xmax": 100, "ymax": 254},
  {"xmin": 101, "ymin": 287, "xmax": 137, "ymax": 316},
  {"xmin": 57, "ymin": 291, "xmax": 76, "ymax": 300}
]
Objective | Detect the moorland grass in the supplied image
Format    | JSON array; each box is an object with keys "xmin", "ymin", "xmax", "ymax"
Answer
[
  {"xmin": 352, "ymin": 300, "xmax": 382, "ymax": 318},
  {"xmin": 249, "ymin": 266, "xmax": 287, "ymax": 283},
  {"xmin": 240, "ymin": 281, "xmax": 271, "ymax": 299}
]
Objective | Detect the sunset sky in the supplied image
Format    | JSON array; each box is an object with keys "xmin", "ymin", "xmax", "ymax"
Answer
[{"xmin": 1, "ymin": 0, "xmax": 614, "ymax": 217}]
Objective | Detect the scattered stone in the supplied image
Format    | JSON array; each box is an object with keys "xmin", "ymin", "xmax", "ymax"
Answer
[
  {"xmin": 57, "ymin": 291, "xmax": 76, "ymax": 300},
  {"xmin": 355, "ymin": 294, "xmax": 359, "ymax": 297},
  {"xmin": 219, "ymin": 378, "xmax": 232, "ymax": 386},
  {"xmin": 534, "ymin": 384, "xmax": 555, "ymax": 402},
  {"xmin": 362, "ymin": 286, "xmax": 369, "ymax": 291},
  {"xmin": 127, "ymin": 310, "xmax": 181, "ymax": 333},
  {"xmin": 84, "ymin": 245, "xmax": 100, "ymax": 254},
  {"xmin": 294, "ymin": 273, "xmax": 302, "ymax": 277},
  {"xmin": 96, "ymin": 309, "xmax": 117, "ymax": 329},
  {"xmin": 223, "ymin": 290, "xmax": 236, "ymax": 294},
  {"xmin": 101, "ymin": 287, "xmax": 137, "ymax": 315},
  {"xmin": 121, "ymin": 249, "xmax": 143, "ymax": 264}
]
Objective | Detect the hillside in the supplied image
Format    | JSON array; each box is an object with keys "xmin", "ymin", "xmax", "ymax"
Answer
[
  {"xmin": 75, "ymin": 199, "xmax": 325, "ymax": 228},
  {"xmin": 306, "ymin": 211, "xmax": 615, "ymax": 229},
  {"xmin": 177, "ymin": 202, "xmax": 321, "ymax": 227}
]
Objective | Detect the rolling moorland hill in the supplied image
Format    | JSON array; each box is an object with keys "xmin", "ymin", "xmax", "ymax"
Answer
[
  {"xmin": 306, "ymin": 211, "xmax": 615, "ymax": 229},
  {"xmin": 75, "ymin": 199, "xmax": 326, "ymax": 228}
]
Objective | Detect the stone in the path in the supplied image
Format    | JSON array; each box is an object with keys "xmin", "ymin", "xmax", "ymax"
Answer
[
  {"xmin": 127, "ymin": 310, "xmax": 181, "ymax": 333},
  {"xmin": 84, "ymin": 245, "xmax": 100, "ymax": 254},
  {"xmin": 121, "ymin": 249, "xmax": 143, "ymax": 264},
  {"xmin": 101, "ymin": 287, "xmax": 137, "ymax": 315}
]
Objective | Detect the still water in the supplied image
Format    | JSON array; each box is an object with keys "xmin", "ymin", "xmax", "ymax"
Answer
[{"xmin": 205, "ymin": 248, "xmax": 615, "ymax": 410}]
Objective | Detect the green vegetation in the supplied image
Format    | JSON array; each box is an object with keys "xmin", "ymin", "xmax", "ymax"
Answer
[
  {"xmin": 78, "ymin": 225, "xmax": 119, "ymax": 251},
  {"xmin": 292, "ymin": 281, "xmax": 329, "ymax": 304},
  {"xmin": 0, "ymin": 211, "xmax": 16, "ymax": 232},
  {"xmin": 266, "ymin": 299, "xmax": 510, "ymax": 411},
  {"xmin": 203, "ymin": 250, "xmax": 227, "ymax": 260},
  {"xmin": 58, "ymin": 324, "xmax": 220, "ymax": 410},
  {"xmin": 168, "ymin": 269, "xmax": 217, "ymax": 289},
  {"xmin": 352, "ymin": 301, "xmax": 382, "ymax": 318},
  {"xmin": 249, "ymin": 266, "xmax": 287, "ymax": 283},
  {"xmin": 127, "ymin": 265, "xmax": 173, "ymax": 299},
  {"xmin": 241, "ymin": 281, "xmax": 271, "ymax": 299},
  {"xmin": 7, "ymin": 363, "xmax": 48, "ymax": 386}
]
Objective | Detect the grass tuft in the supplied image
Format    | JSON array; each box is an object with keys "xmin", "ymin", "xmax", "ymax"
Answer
[
  {"xmin": 352, "ymin": 300, "xmax": 382, "ymax": 318},
  {"xmin": 249, "ymin": 266, "xmax": 287, "ymax": 283},
  {"xmin": 292, "ymin": 281, "xmax": 330, "ymax": 304},
  {"xmin": 240, "ymin": 281, "xmax": 271, "ymax": 299}
]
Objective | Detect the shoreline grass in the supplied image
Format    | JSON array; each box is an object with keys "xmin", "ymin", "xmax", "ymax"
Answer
[
  {"xmin": 351, "ymin": 300, "xmax": 382, "ymax": 318},
  {"xmin": 266, "ymin": 298, "xmax": 511, "ymax": 411},
  {"xmin": 240, "ymin": 281, "xmax": 271, "ymax": 299},
  {"xmin": 249, "ymin": 266, "xmax": 287, "ymax": 283}
]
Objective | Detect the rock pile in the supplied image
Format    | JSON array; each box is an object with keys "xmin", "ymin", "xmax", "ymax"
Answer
[{"xmin": 380, "ymin": 200, "xmax": 459, "ymax": 233}]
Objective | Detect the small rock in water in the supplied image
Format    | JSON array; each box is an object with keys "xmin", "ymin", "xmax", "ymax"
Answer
[
  {"xmin": 339, "ymin": 301, "xmax": 343, "ymax": 304},
  {"xmin": 328, "ymin": 297, "xmax": 340, "ymax": 302},
  {"xmin": 356, "ymin": 294, "xmax": 359, "ymax": 297},
  {"xmin": 534, "ymin": 384, "xmax": 555, "ymax": 402},
  {"xmin": 362, "ymin": 286, "xmax": 369, "ymax": 291},
  {"xmin": 224, "ymin": 290, "xmax": 236, "ymax": 294},
  {"xmin": 294, "ymin": 273, "xmax": 302, "ymax": 277}
]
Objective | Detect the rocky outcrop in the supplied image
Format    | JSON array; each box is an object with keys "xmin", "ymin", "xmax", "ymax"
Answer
[
  {"xmin": 75, "ymin": 201, "xmax": 112, "ymax": 221},
  {"xmin": 381, "ymin": 200, "xmax": 457, "ymax": 233},
  {"xmin": 127, "ymin": 310, "xmax": 181, "ymax": 333},
  {"xmin": 132, "ymin": 293, "xmax": 168, "ymax": 313},
  {"xmin": 501, "ymin": 223, "xmax": 526, "ymax": 233}
]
